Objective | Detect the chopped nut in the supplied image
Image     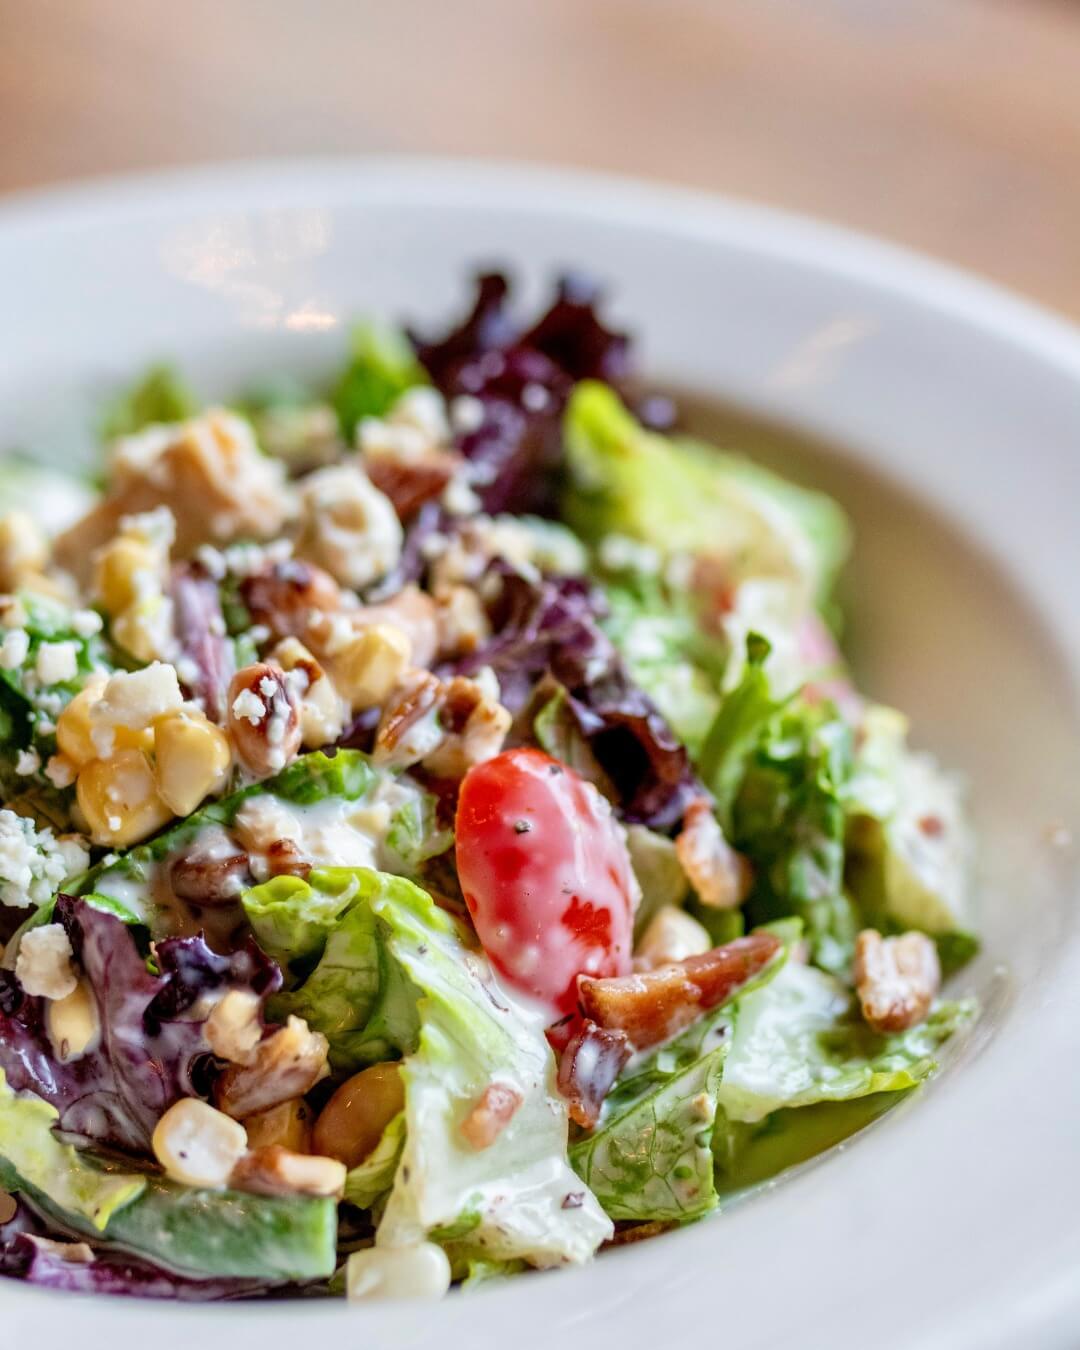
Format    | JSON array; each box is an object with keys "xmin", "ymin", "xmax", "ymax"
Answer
[
  {"xmin": 230, "ymin": 1145, "xmax": 345, "ymax": 1198},
  {"xmin": 372, "ymin": 669, "xmax": 443, "ymax": 767},
  {"xmin": 205, "ymin": 990, "xmax": 262, "ymax": 1065},
  {"xmin": 675, "ymin": 798, "xmax": 753, "ymax": 909},
  {"xmin": 421, "ymin": 673, "xmax": 512, "ymax": 778},
  {"xmin": 579, "ymin": 932, "xmax": 783, "ymax": 1049},
  {"xmin": 239, "ymin": 558, "xmax": 344, "ymax": 645},
  {"xmin": 55, "ymin": 411, "xmax": 295, "ymax": 576},
  {"xmin": 214, "ymin": 1016, "xmax": 329, "ymax": 1119},
  {"xmin": 169, "ymin": 833, "xmax": 252, "ymax": 905},
  {"xmin": 152, "ymin": 1098, "xmax": 248, "ymax": 1189},
  {"xmin": 272, "ymin": 637, "xmax": 347, "ymax": 748},
  {"xmin": 854, "ymin": 929, "xmax": 941, "ymax": 1033},
  {"xmin": 227, "ymin": 663, "xmax": 302, "ymax": 778},
  {"xmin": 459, "ymin": 1082, "xmax": 524, "ymax": 1149}
]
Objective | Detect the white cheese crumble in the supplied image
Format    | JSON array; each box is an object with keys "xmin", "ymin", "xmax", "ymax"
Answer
[
  {"xmin": 0, "ymin": 810, "xmax": 88, "ymax": 910},
  {"xmin": 232, "ymin": 688, "xmax": 266, "ymax": 724},
  {"xmin": 15, "ymin": 924, "xmax": 78, "ymax": 1000},
  {"xmin": 89, "ymin": 662, "xmax": 183, "ymax": 757},
  {"xmin": 15, "ymin": 748, "xmax": 40, "ymax": 776},
  {"xmin": 296, "ymin": 464, "xmax": 403, "ymax": 591},
  {"xmin": 71, "ymin": 609, "xmax": 104, "ymax": 638},
  {"xmin": 35, "ymin": 640, "xmax": 79, "ymax": 687},
  {"xmin": 449, "ymin": 394, "xmax": 485, "ymax": 436},
  {"xmin": 0, "ymin": 628, "xmax": 29, "ymax": 671}
]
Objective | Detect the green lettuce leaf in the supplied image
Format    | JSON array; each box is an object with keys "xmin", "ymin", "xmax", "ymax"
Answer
[
  {"xmin": 716, "ymin": 959, "xmax": 974, "ymax": 1124},
  {"xmin": 562, "ymin": 382, "xmax": 850, "ymax": 610},
  {"xmin": 845, "ymin": 704, "xmax": 975, "ymax": 951},
  {"xmin": 569, "ymin": 927, "xmax": 791, "ymax": 1223},
  {"xmin": 371, "ymin": 878, "xmax": 612, "ymax": 1266},
  {"xmin": 0, "ymin": 1071, "xmax": 337, "ymax": 1282},
  {"xmin": 732, "ymin": 698, "xmax": 859, "ymax": 976},
  {"xmin": 343, "ymin": 1112, "xmax": 406, "ymax": 1211},
  {"xmin": 330, "ymin": 322, "xmax": 428, "ymax": 440},
  {"xmin": 100, "ymin": 364, "xmax": 196, "ymax": 441},
  {"xmin": 698, "ymin": 632, "xmax": 778, "ymax": 830},
  {"xmin": 247, "ymin": 868, "xmax": 423, "ymax": 1072},
  {"xmin": 0, "ymin": 1069, "xmax": 145, "ymax": 1229}
]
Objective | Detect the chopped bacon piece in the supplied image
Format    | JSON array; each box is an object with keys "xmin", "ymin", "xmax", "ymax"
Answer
[
  {"xmin": 459, "ymin": 1082, "xmax": 524, "ymax": 1149},
  {"xmin": 556, "ymin": 1018, "xmax": 632, "ymax": 1128},
  {"xmin": 578, "ymin": 932, "xmax": 782, "ymax": 1050}
]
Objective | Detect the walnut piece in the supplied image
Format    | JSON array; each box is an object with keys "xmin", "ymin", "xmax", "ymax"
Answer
[
  {"xmin": 214, "ymin": 1016, "xmax": 329, "ymax": 1120},
  {"xmin": 674, "ymin": 798, "xmax": 753, "ymax": 909},
  {"xmin": 556, "ymin": 1019, "xmax": 632, "ymax": 1129},
  {"xmin": 854, "ymin": 929, "xmax": 941, "ymax": 1033},
  {"xmin": 229, "ymin": 1144, "xmax": 345, "ymax": 1198}
]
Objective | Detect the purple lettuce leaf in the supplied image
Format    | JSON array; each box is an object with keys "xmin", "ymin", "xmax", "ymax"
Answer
[
  {"xmin": 1, "ymin": 1197, "xmax": 270, "ymax": 1300},
  {"xmin": 0, "ymin": 897, "xmax": 281, "ymax": 1154},
  {"xmin": 410, "ymin": 272, "xmax": 668, "ymax": 516},
  {"xmin": 171, "ymin": 562, "xmax": 235, "ymax": 724},
  {"xmin": 443, "ymin": 564, "xmax": 699, "ymax": 829}
]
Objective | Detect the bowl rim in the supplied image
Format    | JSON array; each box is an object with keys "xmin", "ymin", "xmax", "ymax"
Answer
[{"xmin": 1, "ymin": 155, "xmax": 1079, "ymax": 1350}]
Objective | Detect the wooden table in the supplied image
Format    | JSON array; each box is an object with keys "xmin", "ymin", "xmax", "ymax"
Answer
[{"xmin": 2, "ymin": 0, "xmax": 1078, "ymax": 319}]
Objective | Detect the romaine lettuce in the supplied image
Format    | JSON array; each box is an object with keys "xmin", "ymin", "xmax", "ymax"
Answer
[{"xmin": 370, "ymin": 877, "xmax": 613, "ymax": 1266}]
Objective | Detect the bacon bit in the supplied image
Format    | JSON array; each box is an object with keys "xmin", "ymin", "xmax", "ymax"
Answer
[
  {"xmin": 603, "ymin": 1220, "xmax": 676, "ymax": 1248},
  {"xmin": 556, "ymin": 1018, "xmax": 632, "ymax": 1128},
  {"xmin": 579, "ymin": 932, "xmax": 782, "ymax": 1050},
  {"xmin": 459, "ymin": 1082, "xmax": 524, "ymax": 1149},
  {"xmin": 675, "ymin": 798, "xmax": 753, "ymax": 909},
  {"xmin": 918, "ymin": 814, "xmax": 945, "ymax": 838},
  {"xmin": 366, "ymin": 450, "xmax": 460, "ymax": 520}
]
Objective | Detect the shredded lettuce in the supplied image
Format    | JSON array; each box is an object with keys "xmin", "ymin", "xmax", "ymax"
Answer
[{"xmin": 343, "ymin": 1112, "xmax": 406, "ymax": 1211}]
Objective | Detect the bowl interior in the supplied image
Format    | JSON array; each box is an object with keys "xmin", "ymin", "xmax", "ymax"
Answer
[{"xmin": 1, "ymin": 162, "xmax": 1079, "ymax": 1350}]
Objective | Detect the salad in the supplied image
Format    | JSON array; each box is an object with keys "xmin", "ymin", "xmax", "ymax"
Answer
[{"xmin": 0, "ymin": 274, "xmax": 976, "ymax": 1304}]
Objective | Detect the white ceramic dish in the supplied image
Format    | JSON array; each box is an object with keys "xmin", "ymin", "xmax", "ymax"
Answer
[{"xmin": 1, "ymin": 159, "xmax": 1078, "ymax": 1350}]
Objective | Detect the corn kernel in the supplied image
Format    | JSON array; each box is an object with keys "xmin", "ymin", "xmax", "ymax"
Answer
[
  {"xmin": 55, "ymin": 675, "xmax": 109, "ymax": 768},
  {"xmin": 92, "ymin": 536, "xmax": 161, "ymax": 617},
  {"xmin": 152, "ymin": 1099, "xmax": 248, "ymax": 1189},
  {"xmin": 330, "ymin": 623, "xmax": 411, "ymax": 710},
  {"xmin": 153, "ymin": 707, "xmax": 232, "ymax": 816},
  {"xmin": 76, "ymin": 748, "xmax": 174, "ymax": 847}
]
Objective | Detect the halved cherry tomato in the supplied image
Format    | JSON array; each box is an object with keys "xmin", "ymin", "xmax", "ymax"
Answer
[{"xmin": 455, "ymin": 748, "xmax": 636, "ymax": 1021}]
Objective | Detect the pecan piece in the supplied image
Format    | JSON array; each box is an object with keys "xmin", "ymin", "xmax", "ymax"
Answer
[
  {"xmin": 240, "ymin": 559, "xmax": 343, "ymax": 644},
  {"xmin": 459, "ymin": 1082, "xmax": 524, "ymax": 1149},
  {"xmin": 557, "ymin": 1019, "xmax": 632, "ymax": 1129},
  {"xmin": 229, "ymin": 1145, "xmax": 345, "ymax": 1198},
  {"xmin": 169, "ymin": 834, "xmax": 252, "ymax": 905},
  {"xmin": 854, "ymin": 929, "xmax": 940, "ymax": 1033},
  {"xmin": 675, "ymin": 798, "xmax": 753, "ymax": 909},
  {"xmin": 579, "ymin": 932, "xmax": 782, "ymax": 1050},
  {"xmin": 214, "ymin": 1015, "xmax": 329, "ymax": 1119},
  {"xmin": 366, "ymin": 449, "xmax": 460, "ymax": 520},
  {"xmin": 227, "ymin": 662, "xmax": 302, "ymax": 777}
]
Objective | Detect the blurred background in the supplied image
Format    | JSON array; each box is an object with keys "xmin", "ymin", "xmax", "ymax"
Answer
[{"xmin": 2, "ymin": 0, "xmax": 1078, "ymax": 316}]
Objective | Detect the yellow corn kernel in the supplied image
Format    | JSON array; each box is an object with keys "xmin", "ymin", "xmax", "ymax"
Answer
[
  {"xmin": 55, "ymin": 676, "xmax": 109, "ymax": 768},
  {"xmin": 92, "ymin": 536, "xmax": 160, "ymax": 617},
  {"xmin": 330, "ymin": 623, "xmax": 411, "ymax": 710},
  {"xmin": 152, "ymin": 708, "xmax": 232, "ymax": 816},
  {"xmin": 76, "ymin": 748, "xmax": 174, "ymax": 848}
]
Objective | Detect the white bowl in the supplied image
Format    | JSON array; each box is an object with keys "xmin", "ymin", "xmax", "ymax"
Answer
[{"xmin": 1, "ymin": 159, "xmax": 1078, "ymax": 1350}]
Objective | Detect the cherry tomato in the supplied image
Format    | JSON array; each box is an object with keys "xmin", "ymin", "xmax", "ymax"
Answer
[{"xmin": 456, "ymin": 748, "xmax": 636, "ymax": 1021}]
